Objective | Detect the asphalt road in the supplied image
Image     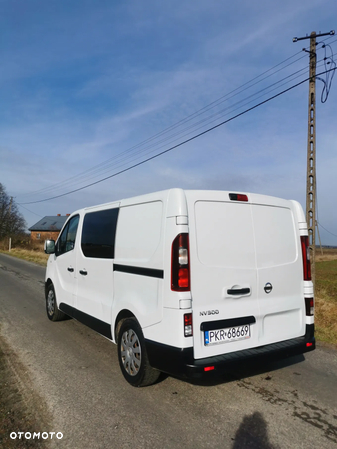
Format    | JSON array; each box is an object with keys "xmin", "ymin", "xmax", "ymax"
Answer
[{"xmin": 0, "ymin": 253, "xmax": 336, "ymax": 449}]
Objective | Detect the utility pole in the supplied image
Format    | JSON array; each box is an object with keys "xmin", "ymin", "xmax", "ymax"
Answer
[
  {"xmin": 8, "ymin": 196, "xmax": 13, "ymax": 251},
  {"xmin": 293, "ymin": 30, "xmax": 335, "ymax": 286}
]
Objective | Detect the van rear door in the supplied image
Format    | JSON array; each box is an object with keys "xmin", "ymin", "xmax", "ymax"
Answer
[
  {"xmin": 186, "ymin": 191, "xmax": 305, "ymax": 360},
  {"xmin": 250, "ymin": 194, "xmax": 305, "ymax": 346}
]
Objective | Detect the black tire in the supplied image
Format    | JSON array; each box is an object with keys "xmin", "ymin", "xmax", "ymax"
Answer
[
  {"xmin": 46, "ymin": 283, "xmax": 66, "ymax": 322},
  {"xmin": 117, "ymin": 318, "xmax": 160, "ymax": 387}
]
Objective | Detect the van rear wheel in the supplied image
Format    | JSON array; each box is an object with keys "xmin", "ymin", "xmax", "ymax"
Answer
[
  {"xmin": 46, "ymin": 284, "xmax": 66, "ymax": 322},
  {"xmin": 117, "ymin": 318, "xmax": 160, "ymax": 387}
]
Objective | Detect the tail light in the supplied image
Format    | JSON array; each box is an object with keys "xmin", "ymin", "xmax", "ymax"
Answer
[
  {"xmin": 184, "ymin": 313, "xmax": 193, "ymax": 337},
  {"xmin": 305, "ymin": 298, "xmax": 314, "ymax": 316},
  {"xmin": 301, "ymin": 236, "xmax": 311, "ymax": 281},
  {"xmin": 301, "ymin": 236, "xmax": 314, "ymax": 316},
  {"xmin": 171, "ymin": 233, "xmax": 190, "ymax": 291}
]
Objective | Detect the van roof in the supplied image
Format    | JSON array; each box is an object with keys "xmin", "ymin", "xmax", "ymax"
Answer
[{"xmin": 68, "ymin": 188, "xmax": 302, "ymax": 221}]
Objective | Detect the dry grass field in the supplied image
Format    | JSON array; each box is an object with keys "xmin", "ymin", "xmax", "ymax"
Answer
[
  {"xmin": 2, "ymin": 247, "xmax": 49, "ymax": 265},
  {"xmin": 0, "ymin": 240, "xmax": 49, "ymax": 265},
  {"xmin": 316, "ymin": 247, "xmax": 337, "ymax": 262},
  {"xmin": 315, "ymin": 249, "xmax": 337, "ymax": 347}
]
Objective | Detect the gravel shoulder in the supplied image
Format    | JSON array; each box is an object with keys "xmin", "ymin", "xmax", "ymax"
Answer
[{"xmin": 0, "ymin": 334, "xmax": 52, "ymax": 448}]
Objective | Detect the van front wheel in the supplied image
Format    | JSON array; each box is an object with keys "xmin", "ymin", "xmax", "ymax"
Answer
[
  {"xmin": 117, "ymin": 318, "xmax": 160, "ymax": 387},
  {"xmin": 46, "ymin": 284, "xmax": 66, "ymax": 322}
]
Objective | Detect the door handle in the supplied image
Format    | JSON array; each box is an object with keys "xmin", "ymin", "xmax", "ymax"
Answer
[
  {"xmin": 67, "ymin": 267, "xmax": 74, "ymax": 272},
  {"xmin": 79, "ymin": 270, "xmax": 88, "ymax": 276},
  {"xmin": 227, "ymin": 288, "xmax": 250, "ymax": 296}
]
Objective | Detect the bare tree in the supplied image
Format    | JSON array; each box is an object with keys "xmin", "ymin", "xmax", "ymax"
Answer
[{"xmin": 0, "ymin": 183, "xmax": 26, "ymax": 239}]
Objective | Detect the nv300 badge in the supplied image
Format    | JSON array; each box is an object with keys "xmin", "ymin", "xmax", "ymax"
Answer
[{"xmin": 200, "ymin": 310, "xmax": 219, "ymax": 316}]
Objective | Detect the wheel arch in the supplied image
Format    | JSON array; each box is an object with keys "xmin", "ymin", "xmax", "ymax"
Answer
[
  {"xmin": 45, "ymin": 278, "xmax": 54, "ymax": 299},
  {"xmin": 114, "ymin": 309, "xmax": 136, "ymax": 343}
]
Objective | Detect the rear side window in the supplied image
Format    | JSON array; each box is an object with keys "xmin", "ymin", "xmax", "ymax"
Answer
[{"xmin": 81, "ymin": 208, "xmax": 119, "ymax": 259}]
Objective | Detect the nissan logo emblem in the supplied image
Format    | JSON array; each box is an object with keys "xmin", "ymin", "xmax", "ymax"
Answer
[{"xmin": 264, "ymin": 283, "xmax": 273, "ymax": 294}]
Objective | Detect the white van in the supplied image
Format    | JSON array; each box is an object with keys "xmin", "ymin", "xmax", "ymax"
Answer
[{"xmin": 44, "ymin": 189, "xmax": 315, "ymax": 386}]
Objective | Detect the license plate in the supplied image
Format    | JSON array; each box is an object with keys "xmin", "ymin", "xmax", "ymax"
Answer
[{"xmin": 204, "ymin": 324, "xmax": 250, "ymax": 346}]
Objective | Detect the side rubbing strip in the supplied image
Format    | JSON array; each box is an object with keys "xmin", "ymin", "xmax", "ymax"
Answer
[
  {"xmin": 59, "ymin": 303, "xmax": 112, "ymax": 339},
  {"xmin": 114, "ymin": 264, "xmax": 164, "ymax": 279}
]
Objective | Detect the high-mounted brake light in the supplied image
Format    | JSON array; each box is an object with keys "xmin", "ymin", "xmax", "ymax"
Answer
[
  {"xmin": 184, "ymin": 313, "xmax": 193, "ymax": 337},
  {"xmin": 171, "ymin": 233, "xmax": 190, "ymax": 291},
  {"xmin": 229, "ymin": 193, "xmax": 248, "ymax": 202},
  {"xmin": 301, "ymin": 236, "xmax": 312, "ymax": 281}
]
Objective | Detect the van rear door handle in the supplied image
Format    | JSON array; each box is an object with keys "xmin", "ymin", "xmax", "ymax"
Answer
[
  {"xmin": 227, "ymin": 288, "xmax": 250, "ymax": 295},
  {"xmin": 79, "ymin": 270, "xmax": 88, "ymax": 276}
]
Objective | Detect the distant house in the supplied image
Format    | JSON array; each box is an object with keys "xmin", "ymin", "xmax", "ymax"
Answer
[{"xmin": 29, "ymin": 215, "xmax": 69, "ymax": 241}]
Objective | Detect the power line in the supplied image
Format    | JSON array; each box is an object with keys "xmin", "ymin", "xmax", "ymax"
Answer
[
  {"xmin": 15, "ymin": 49, "xmax": 311, "ymax": 201},
  {"xmin": 15, "ymin": 42, "xmax": 336, "ymax": 204},
  {"xmin": 17, "ymin": 203, "xmax": 43, "ymax": 218},
  {"xmin": 316, "ymin": 182, "xmax": 337, "ymax": 240},
  {"xmin": 19, "ymin": 69, "xmax": 336, "ymax": 205},
  {"xmin": 317, "ymin": 221, "xmax": 337, "ymax": 239},
  {"xmin": 17, "ymin": 64, "xmax": 311, "ymax": 201}
]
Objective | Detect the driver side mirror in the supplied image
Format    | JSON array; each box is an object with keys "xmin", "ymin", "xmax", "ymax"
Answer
[{"xmin": 44, "ymin": 239, "xmax": 55, "ymax": 254}]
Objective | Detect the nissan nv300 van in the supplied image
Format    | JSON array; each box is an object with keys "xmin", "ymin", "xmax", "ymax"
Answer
[{"xmin": 44, "ymin": 189, "xmax": 315, "ymax": 386}]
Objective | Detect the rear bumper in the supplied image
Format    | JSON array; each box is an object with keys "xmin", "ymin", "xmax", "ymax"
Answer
[{"xmin": 145, "ymin": 324, "xmax": 315, "ymax": 379}]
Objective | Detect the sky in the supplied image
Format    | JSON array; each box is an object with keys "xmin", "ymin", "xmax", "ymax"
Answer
[{"xmin": 1, "ymin": 0, "xmax": 337, "ymax": 245}]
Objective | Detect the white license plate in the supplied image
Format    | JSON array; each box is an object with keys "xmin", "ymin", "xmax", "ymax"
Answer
[{"xmin": 204, "ymin": 324, "xmax": 250, "ymax": 346}]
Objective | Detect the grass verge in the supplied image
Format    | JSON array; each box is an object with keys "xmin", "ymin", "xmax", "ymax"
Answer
[
  {"xmin": 0, "ymin": 249, "xmax": 48, "ymax": 267},
  {"xmin": 0, "ymin": 340, "xmax": 49, "ymax": 448},
  {"xmin": 315, "ymin": 259, "xmax": 337, "ymax": 347}
]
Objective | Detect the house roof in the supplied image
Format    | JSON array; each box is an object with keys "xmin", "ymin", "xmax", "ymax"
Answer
[{"xmin": 29, "ymin": 216, "xmax": 68, "ymax": 232}]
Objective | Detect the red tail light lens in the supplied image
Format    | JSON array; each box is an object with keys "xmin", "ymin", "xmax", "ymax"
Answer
[
  {"xmin": 184, "ymin": 313, "xmax": 193, "ymax": 337},
  {"xmin": 301, "ymin": 236, "xmax": 311, "ymax": 281},
  {"xmin": 178, "ymin": 268, "xmax": 189, "ymax": 288},
  {"xmin": 171, "ymin": 233, "xmax": 190, "ymax": 291}
]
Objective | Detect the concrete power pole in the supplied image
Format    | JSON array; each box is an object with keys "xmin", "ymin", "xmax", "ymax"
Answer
[{"xmin": 293, "ymin": 30, "xmax": 335, "ymax": 286}]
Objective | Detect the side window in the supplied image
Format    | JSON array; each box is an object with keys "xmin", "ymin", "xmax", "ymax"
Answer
[
  {"xmin": 81, "ymin": 208, "xmax": 119, "ymax": 259},
  {"xmin": 56, "ymin": 215, "xmax": 79, "ymax": 256}
]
